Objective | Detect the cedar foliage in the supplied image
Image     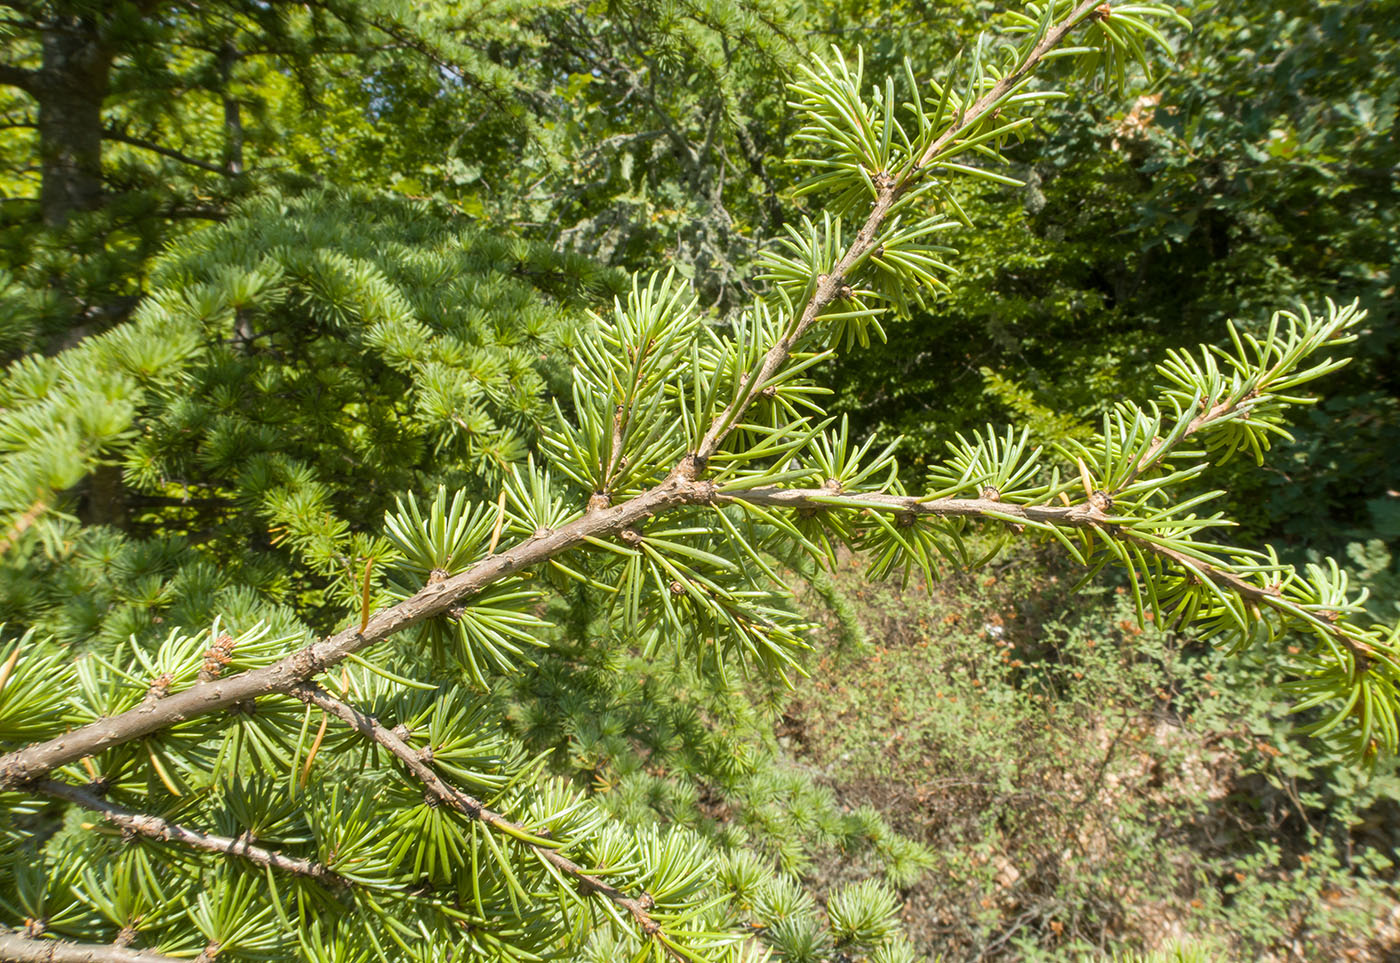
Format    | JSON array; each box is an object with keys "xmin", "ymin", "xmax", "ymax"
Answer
[
  {"xmin": 827, "ymin": 0, "xmax": 1400, "ymax": 551},
  {"xmin": 0, "ymin": 3, "xmax": 1396, "ymax": 963}
]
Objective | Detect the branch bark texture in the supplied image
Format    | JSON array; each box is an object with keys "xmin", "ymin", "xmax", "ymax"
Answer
[{"xmin": 0, "ymin": 933, "xmax": 177, "ymax": 963}]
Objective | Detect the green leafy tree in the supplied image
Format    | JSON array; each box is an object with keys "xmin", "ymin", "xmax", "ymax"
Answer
[
  {"xmin": 0, "ymin": 0, "xmax": 540, "ymax": 347},
  {"xmin": 0, "ymin": 0, "xmax": 808, "ymax": 350},
  {"xmin": 0, "ymin": 186, "xmax": 622, "ymax": 641},
  {"xmin": 1, "ymin": 3, "xmax": 1396, "ymax": 963}
]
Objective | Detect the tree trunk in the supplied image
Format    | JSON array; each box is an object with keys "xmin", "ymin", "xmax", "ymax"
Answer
[
  {"xmin": 36, "ymin": 16, "xmax": 111, "ymax": 227},
  {"xmin": 80, "ymin": 463, "xmax": 129, "ymax": 530},
  {"xmin": 219, "ymin": 42, "xmax": 244, "ymax": 176}
]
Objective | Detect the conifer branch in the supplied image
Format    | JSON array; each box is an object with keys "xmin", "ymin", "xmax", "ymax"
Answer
[
  {"xmin": 0, "ymin": 932, "xmax": 178, "ymax": 963},
  {"xmin": 293, "ymin": 683, "xmax": 683, "ymax": 959},
  {"xmin": 101, "ymin": 131, "xmax": 231, "ymax": 176},
  {"xmin": 1115, "ymin": 317, "xmax": 1352, "ymax": 492},
  {"xmin": 0, "ymin": 0, "xmax": 1158, "ymax": 790},
  {"xmin": 1114, "ymin": 396, "xmax": 1236, "ymax": 493},
  {"xmin": 1114, "ymin": 531, "xmax": 1381, "ymax": 663},
  {"xmin": 37, "ymin": 779, "xmax": 347, "ymax": 886},
  {"xmin": 725, "ymin": 487, "xmax": 1386, "ymax": 664},
  {"xmin": 0, "ymin": 473, "xmax": 708, "ymax": 788},
  {"xmin": 0, "ymin": 65, "xmax": 36, "ymax": 96},
  {"xmin": 693, "ymin": 0, "xmax": 1103, "ymax": 462},
  {"xmin": 911, "ymin": 0, "xmax": 1102, "ymax": 170},
  {"xmin": 726, "ymin": 487, "xmax": 1096, "ymax": 523}
]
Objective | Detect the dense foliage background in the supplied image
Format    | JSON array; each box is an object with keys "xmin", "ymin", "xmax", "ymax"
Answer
[{"xmin": 0, "ymin": 0, "xmax": 1395, "ymax": 960}]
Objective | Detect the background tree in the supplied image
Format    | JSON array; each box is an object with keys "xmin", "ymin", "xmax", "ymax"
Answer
[{"xmin": 0, "ymin": 0, "xmax": 540, "ymax": 347}]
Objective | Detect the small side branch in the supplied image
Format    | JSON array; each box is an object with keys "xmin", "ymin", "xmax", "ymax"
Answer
[
  {"xmin": 0, "ymin": 64, "xmax": 36, "ymax": 95},
  {"xmin": 725, "ymin": 486, "xmax": 1383, "ymax": 663},
  {"xmin": 725, "ymin": 487, "xmax": 1099, "ymax": 526},
  {"xmin": 102, "ymin": 130, "xmax": 230, "ymax": 176},
  {"xmin": 293, "ymin": 684, "xmax": 679, "ymax": 957},
  {"xmin": 693, "ymin": 0, "xmax": 1103, "ymax": 462},
  {"xmin": 0, "ymin": 931, "xmax": 179, "ymax": 963},
  {"xmin": 39, "ymin": 779, "xmax": 346, "ymax": 886}
]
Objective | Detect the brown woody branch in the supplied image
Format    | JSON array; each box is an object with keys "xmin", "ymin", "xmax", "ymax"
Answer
[
  {"xmin": 1115, "ymin": 396, "xmax": 1240, "ymax": 492},
  {"xmin": 0, "ymin": 64, "xmax": 36, "ymax": 95},
  {"xmin": 0, "ymin": 2, "xmax": 1103, "ymax": 789},
  {"xmin": 38, "ymin": 779, "xmax": 346, "ymax": 886},
  {"xmin": 0, "ymin": 470, "xmax": 708, "ymax": 788},
  {"xmin": 0, "ymin": 932, "xmax": 178, "ymax": 963},
  {"xmin": 293, "ymin": 684, "xmax": 681, "ymax": 959},
  {"xmin": 725, "ymin": 487, "xmax": 1097, "ymax": 525},
  {"xmin": 1113, "ymin": 530, "xmax": 1381, "ymax": 666}
]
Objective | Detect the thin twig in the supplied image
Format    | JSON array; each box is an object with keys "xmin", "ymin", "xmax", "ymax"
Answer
[
  {"xmin": 39, "ymin": 779, "xmax": 346, "ymax": 886},
  {"xmin": 724, "ymin": 487, "xmax": 1383, "ymax": 662},
  {"xmin": 102, "ymin": 130, "xmax": 230, "ymax": 176}
]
